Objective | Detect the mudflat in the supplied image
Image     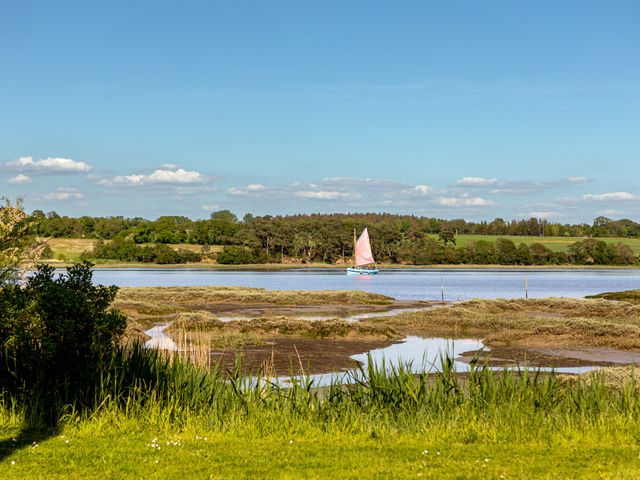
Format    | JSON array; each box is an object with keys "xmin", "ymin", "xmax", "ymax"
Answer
[{"xmin": 120, "ymin": 286, "xmax": 640, "ymax": 375}]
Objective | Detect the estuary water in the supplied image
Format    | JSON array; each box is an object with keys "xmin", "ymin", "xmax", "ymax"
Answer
[{"xmin": 89, "ymin": 267, "xmax": 640, "ymax": 301}]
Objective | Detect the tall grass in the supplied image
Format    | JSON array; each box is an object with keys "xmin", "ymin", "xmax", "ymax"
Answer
[{"xmin": 3, "ymin": 343, "xmax": 639, "ymax": 443}]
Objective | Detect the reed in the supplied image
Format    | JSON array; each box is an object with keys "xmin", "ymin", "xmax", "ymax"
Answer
[{"xmin": 3, "ymin": 342, "xmax": 639, "ymax": 440}]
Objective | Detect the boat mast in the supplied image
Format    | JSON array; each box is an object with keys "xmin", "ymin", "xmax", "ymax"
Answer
[{"xmin": 353, "ymin": 228, "xmax": 357, "ymax": 265}]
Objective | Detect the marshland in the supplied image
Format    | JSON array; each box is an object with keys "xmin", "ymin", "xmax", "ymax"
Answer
[{"xmin": 4, "ymin": 260, "xmax": 640, "ymax": 478}]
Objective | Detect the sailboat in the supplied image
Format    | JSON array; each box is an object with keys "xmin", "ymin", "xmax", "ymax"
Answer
[{"xmin": 346, "ymin": 227, "xmax": 379, "ymax": 275}]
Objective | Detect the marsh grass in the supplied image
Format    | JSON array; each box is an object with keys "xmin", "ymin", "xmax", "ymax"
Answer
[
  {"xmin": 588, "ymin": 289, "xmax": 640, "ymax": 304},
  {"xmin": 373, "ymin": 298, "xmax": 640, "ymax": 349},
  {"xmin": 116, "ymin": 286, "xmax": 393, "ymax": 308},
  {"xmin": 3, "ymin": 343, "xmax": 639, "ymax": 437},
  {"xmin": 167, "ymin": 313, "xmax": 400, "ymax": 343}
]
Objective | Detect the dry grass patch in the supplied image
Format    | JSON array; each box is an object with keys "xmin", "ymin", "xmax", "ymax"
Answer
[
  {"xmin": 558, "ymin": 365, "xmax": 640, "ymax": 391},
  {"xmin": 116, "ymin": 285, "xmax": 392, "ymax": 306},
  {"xmin": 165, "ymin": 311, "xmax": 400, "ymax": 348}
]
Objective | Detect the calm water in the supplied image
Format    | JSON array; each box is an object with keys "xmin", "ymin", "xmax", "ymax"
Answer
[
  {"xmin": 89, "ymin": 267, "xmax": 640, "ymax": 301},
  {"xmin": 275, "ymin": 336, "xmax": 601, "ymax": 387}
]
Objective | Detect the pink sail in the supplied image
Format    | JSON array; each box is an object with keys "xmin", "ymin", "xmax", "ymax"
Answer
[{"xmin": 355, "ymin": 228, "xmax": 375, "ymax": 266}]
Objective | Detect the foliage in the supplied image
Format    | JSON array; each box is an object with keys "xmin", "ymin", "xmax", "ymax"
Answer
[
  {"xmin": 0, "ymin": 263, "xmax": 127, "ymax": 422},
  {"xmin": 85, "ymin": 238, "xmax": 202, "ymax": 264},
  {"xmin": 216, "ymin": 245, "xmax": 265, "ymax": 264},
  {"xmin": 0, "ymin": 198, "xmax": 46, "ymax": 285},
  {"xmin": 31, "ymin": 210, "xmax": 640, "ymax": 265}
]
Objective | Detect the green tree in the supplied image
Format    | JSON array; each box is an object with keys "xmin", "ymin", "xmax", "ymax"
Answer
[
  {"xmin": 495, "ymin": 238, "xmax": 518, "ymax": 265},
  {"xmin": 0, "ymin": 198, "xmax": 46, "ymax": 285},
  {"xmin": 438, "ymin": 230, "xmax": 456, "ymax": 246}
]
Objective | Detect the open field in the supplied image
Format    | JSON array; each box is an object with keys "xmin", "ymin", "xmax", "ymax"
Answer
[
  {"xmin": 44, "ymin": 238, "xmax": 222, "ymax": 262},
  {"xmin": 429, "ymin": 233, "xmax": 640, "ymax": 253},
  {"xmin": 2, "ymin": 423, "xmax": 639, "ymax": 479}
]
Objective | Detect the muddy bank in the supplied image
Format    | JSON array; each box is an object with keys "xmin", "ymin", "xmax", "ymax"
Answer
[
  {"xmin": 115, "ymin": 285, "xmax": 433, "ymax": 327},
  {"xmin": 135, "ymin": 289, "xmax": 640, "ymax": 376},
  {"xmin": 458, "ymin": 345, "xmax": 640, "ymax": 369},
  {"xmin": 190, "ymin": 299, "xmax": 430, "ymax": 320},
  {"xmin": 210, "ymin": 336, "xmax": 393, "ymax": 375}
]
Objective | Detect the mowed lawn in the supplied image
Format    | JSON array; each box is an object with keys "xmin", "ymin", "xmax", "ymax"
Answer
[
  {"xmin": 2, "ymin": 429, "xmax": 638, "ymax": 479},
  {"xmin": 429, "ymin": 234, "xmax": 640, "ymax": 254}
]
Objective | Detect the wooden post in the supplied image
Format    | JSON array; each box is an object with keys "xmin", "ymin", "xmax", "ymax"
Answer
[
  {"xmin": 440, "ymin": 274, "xmax": 444, "ymax": 302},
  {"xmin": 525, "ymin": 276, "xmax": 528, "ymax": 299}
]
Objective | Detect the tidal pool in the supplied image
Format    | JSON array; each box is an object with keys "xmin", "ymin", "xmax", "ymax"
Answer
[{"xmin": 144, "ymin": 323, "xmax": 614, "ymax": 388}]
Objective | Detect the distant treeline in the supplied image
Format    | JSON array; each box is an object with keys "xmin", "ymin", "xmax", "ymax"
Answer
[
  {"xmin": 32, "ymin": 210, "xmax": 640, "ymax": 266},
  {"xmin": 33, "ymin": 210, "xmax": 640, "ymax": 240}
]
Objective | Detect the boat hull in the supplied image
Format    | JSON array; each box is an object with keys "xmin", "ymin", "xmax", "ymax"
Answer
[{"xmin": 346, "ymin": 267, "xmax": 379, "ymax": 275}]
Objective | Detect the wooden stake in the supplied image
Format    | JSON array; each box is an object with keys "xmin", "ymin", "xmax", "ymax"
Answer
[{"xmin": 525, "ymin": 276, "xmax": 529, "ymax": 299}]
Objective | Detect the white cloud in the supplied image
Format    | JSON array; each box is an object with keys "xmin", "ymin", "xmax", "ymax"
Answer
[
  {"xmin": 97, "ymin": 166, "xmax": 206, "ymax": 186},
  {"xmin": 7, "ymin": 174, "xmax": 32, "ymax": 184},
  {"xmin": 202, "ymin": 204, "xmax": 219, "ymax": 211},
  {"xmin": 147, "ymin": 168, "xmax": 205, "ymax": 184},
  {"xmin": 294, "ymin": 190, "xmax": 350, "ymax": 200},
  {"xmin": 2, "ymin": 156, "xmax": 92, "ymax": 173},
  {"xmin": 567, "ymin": 176, "xmax": 591, "ymax": 184},
  {"xmin": 597, "ymin": 209, "xmax": 624, "ymax": 216},
  {"xmin": 246, "ymin": 184, "xmax": 265, "ymax": 191},
  {"xmin": 321, "ymin": 177, "xmax": 405, "ymax": 188},
  {"xmin": 228, "ymin": 186, "xmax": 252, "ymax": 196},
  {"xmin": 104, "ymin": 174, "xmax": 145, "ymax": 186},
  {"xmin": 583, "ymin": 192, "xmax": 639, "ymax": 202},
  {"xmin": 456, "ymin": 176, "xmax": 500, "ymax": 186},
  {"xmin": 435, "ymin": 196, "xmax": 495, "ymax": 207},
  {"xmin": 529, "ymin": 211, "xmax": 555, "ymax": 219},
  {"xmin": 34, "ymin": 188, "xmax": 85, "ymax": 201},
  {"xmin": 412, "ymin": 185, "xmax": 434, "ymax": 195}
]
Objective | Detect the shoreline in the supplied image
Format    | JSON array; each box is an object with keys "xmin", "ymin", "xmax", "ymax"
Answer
[{"xmin": 44, "ymin": 261, "xmax": 640, "ymax": 270}]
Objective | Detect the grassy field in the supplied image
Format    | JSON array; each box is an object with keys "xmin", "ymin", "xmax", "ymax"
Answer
[
  {"xmin": 3, "ymin": 425, "xmax": 639, "ymax": 479},
  {"xmin": 429, "ymin": 234, "xmax": 640, "ymax": 253},
  {"xmin": 44, "ymin": 238, "xmax": 222, "ymax": 262}
]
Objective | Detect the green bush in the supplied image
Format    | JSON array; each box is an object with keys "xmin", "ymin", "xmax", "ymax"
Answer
[
  {"xmin": 84, "ymin": 238, "xmax": 202, "ymax": 264},
  {"xmin": 217, "ymin": 245, "xmax": 263, "ymax": 264},
  {"xmin": 0, "ymin": 262, "xmax": 127, "ymax": 422}
]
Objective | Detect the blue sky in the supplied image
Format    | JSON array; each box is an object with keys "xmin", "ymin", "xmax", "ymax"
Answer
[{"xmin": 1, "ymin": 1, "xmax": 639, "ymax": 222}]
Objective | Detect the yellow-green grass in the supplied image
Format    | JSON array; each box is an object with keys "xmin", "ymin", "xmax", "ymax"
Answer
[
  {"xmin": 2, "ymin": 428, "xmax": 638, "ymax": 479},
  {"xmin": 429, "ymin": 234, "xmax": 640, "ymax": 253}
]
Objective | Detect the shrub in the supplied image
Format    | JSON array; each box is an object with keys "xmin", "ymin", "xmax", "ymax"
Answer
[
  {"xmin": 0, "ymin": 262, "xmax": 127, "ymax": 421},
  {"xmin": 217, "ymin": 245, "xmax": 260, "ymax": 264}
]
